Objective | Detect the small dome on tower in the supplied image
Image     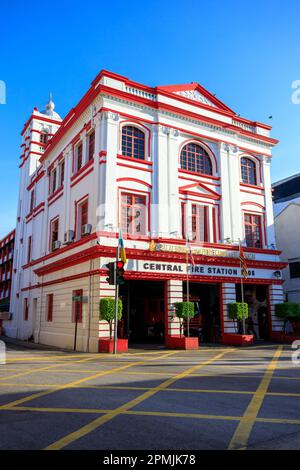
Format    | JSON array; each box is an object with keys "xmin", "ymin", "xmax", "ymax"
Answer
[{"xmin": 41, "ymin": 93, "xmax": 61, "ymax": 120}]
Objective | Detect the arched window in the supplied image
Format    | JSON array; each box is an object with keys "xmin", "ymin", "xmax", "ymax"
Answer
[
  {"xmin": 121, "ymin": 125, "xmax": 145, "ymax": 160},
  {"xmin": 241, "ymin": 157, "xmax": 257, "ymax": 185},
  {"xmin": 40, "ymin": 130, "xmax": 49, "ymax": 144},
  {"xmin": 180, "ymin": 143, "xmax": 212, "ymax": 175}
]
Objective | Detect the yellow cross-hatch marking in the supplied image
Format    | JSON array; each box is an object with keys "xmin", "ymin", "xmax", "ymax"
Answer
[
  {"xmin": 45, "ymin": 349, "xmax": 233, "ymax": 450},
  {"xmin": 228, "ymin": 345, "xmax": 283, "ymax": 450},
  {"xmin": 0, "ymin": 355, "xmax": 101, "ymax": 382},
  {"xmin": 0, "ymin": 350, "xmax": 179, "ymax": 410}
]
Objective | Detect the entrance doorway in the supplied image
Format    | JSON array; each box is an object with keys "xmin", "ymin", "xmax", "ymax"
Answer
[
  {"xmin": 183, "ymin": 282, "xmax": 221, "ymax": 343},
  {"xmin": 119, "ymin": 281, "xmax": 165, "ymax": 344},
  {"xmin": 236, "ymin": 284, "xmax": 269, "ymax": 340}
]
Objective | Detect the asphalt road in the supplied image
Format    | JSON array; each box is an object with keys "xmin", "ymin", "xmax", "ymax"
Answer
[{"xmin": 0, "ymin": 339, "xmax": 300, "ymax": 450}]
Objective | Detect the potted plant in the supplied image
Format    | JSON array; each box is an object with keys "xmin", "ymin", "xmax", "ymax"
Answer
[
  {"xmin": 222, "ymin": 302, "xmax": 253, "ymax": 346},
  {"xmin": 275, "ymin": 302, "xmax": 300, "ymax": 343},
  {"xmin": 98, "ymin": 297, "xmax": 128, "ymax": 353},
  {"xmin": 166, "ymin": 301, "xmax": 198, "ymax": 350}
]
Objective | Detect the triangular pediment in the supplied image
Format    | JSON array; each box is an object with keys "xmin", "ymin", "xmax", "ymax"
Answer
[
  {"xmin": 179, "ymin": 182, "xmax": 221, "ymax": 200},
  {"xmin": 157, "ymin": 82, "xmax": 234, "ymax": 113}
]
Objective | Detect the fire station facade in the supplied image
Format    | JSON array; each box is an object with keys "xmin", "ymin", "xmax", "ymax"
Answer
[{"xmin": 4, "ymin": 70, "xmax": 286, "ymax": 351}]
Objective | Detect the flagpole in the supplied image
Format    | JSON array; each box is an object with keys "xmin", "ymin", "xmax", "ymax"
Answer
[
  {"xmin": 113, "ymin": 231, "xmax": 120, "ymax": 355},
  {"xmin": 186, "ymin": 238, "xmax": 190, "ymax": 338},
  {"xmin": 239, "ymin": 239, "xmax": 246, "ymax": 335}
]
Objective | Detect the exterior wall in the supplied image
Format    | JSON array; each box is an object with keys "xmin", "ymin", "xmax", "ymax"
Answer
[
  {"xmin": 0, "ymin": 230, "xmax": 15, "ymax": 313},
  {"xmin": 5, "ymin": 70, "xmax": 285, "ymax": 349}
]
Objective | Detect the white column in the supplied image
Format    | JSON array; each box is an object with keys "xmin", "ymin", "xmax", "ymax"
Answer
[
  {"xmin": 219, "ymin": 143, "xmax": 232, "ymax": 242},
  {"xmin": 168, "ymin": 128, "xmax": 181, "ymax": 237},
  {"xmin": 167, "ymin": 280, "xmax": 183, "ymax": 336},
  {"xmin": 62, "ymin": 144, "xmax": 72, "ymax": 236},
  {"xmin": 269, "ymin": 284, "xmax": 285, "ymax": 333},
  {"xmin": 101, "ymin": 111, "xmax": 119, "ymax": 232},
  {"xmin": 262, "ymin": 156, "xmax": 276, "ymax": 247},
  {"xmin": 219, "ymin": 143, "xmax": 241, "ymax": 243},
  {"xmin": 221, "ymin": 283, "xmax": 237, "ymax": 334},
  {"xmin": 151, "ymin": 125, "xmax": 169, "ymax": 237},
  {"xmin": 91, "ymin": 114, "xmax": 102, "ymax": 235}
]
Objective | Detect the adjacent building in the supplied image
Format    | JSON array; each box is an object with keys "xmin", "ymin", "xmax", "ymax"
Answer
[
  {"xmin": 0, "ymin": 229, "xmax": 15, "ymax": 331},
  {"xmin": 273, "ymin": 173, "xmax": 300, "ymax": 304},
  {"xmin": 4, "ymin": 70, "xmax": 286, "ymax": 351}
]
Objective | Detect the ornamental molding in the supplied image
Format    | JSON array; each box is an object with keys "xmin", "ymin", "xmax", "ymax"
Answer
[
  {"xmin": 103, "ymin": 94, "xmax": 272, "ymax": 151},
  {"xmin": 175, "ymin": 90, "xmax": 217, "ymax": 107}
]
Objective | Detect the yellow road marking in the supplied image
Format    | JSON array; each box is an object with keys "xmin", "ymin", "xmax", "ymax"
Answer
[
  {"xmin": 0, "ymin": 356, "xmax": 99, "ymax": 382},
  {"xmin": 45, "ymin": 349, "xmax": 233, "ymax": 450},
  {"xmin": 0, "ymin": 350, "xmax": 179, "ymax": 410},
  {"xmin": 228, "ymin": 345, "xmax": 283, "ymax": 451},
  {"xmin": 6, "ymin": 405, "xmax": 300, "ymax": 427},
  {"xmin": 0, "ymin": 381, "xmax": 253, "ymax": 395},
  {"xmin": 4, "ymin": 405, "xmax": 240, "ymax": 421}
]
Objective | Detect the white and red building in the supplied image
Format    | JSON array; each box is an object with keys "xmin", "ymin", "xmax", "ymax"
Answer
[{"xmin": 4, "ymin": 70, "xmax": 286, "ymax": 351}]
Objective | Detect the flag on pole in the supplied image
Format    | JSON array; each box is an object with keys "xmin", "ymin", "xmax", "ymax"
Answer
[
  {"xmin": 119, "ymin": 229, "xmax": 127, "ymax": 264},
  {"xmin": 186, "ymin": 238, "xmax": 195, "ymax": 267},
  {"xmin": 239, "ymin": 244, "xmax": 248, "ymax": 278}
]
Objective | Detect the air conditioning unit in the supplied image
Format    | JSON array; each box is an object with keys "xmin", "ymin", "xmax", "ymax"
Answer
[
  {"xmin": 52, "ymin": 240, "xmax": 61, "ymax": 250},
  {"xmin": 81, "ymin": 224, "xmax": 92, "ymax": 236},
  {"xmin": 64, "ymin": 230, "xmax": 75, "ymax": 244}
]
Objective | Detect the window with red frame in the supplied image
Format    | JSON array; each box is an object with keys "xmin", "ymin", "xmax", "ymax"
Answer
[
  {"xmin": 30, "ymin": 189, "xmax": 35, "ymax": 212},
  {"xmin": 59, "ymin": 160, "xmax": 65, "ymax": 187},
  {"xmin": 180, "ymin": 143, "xmax": 212, "ymax": 175},
  {"xmin": 88, "ymin": 131, "xmax": 95, "ymax": 161},
  {"xmin": 75, "ymin": 142, "xmax": 83, "ymax": 172},
  {"xmin": 72, "ymin": 289, "xmax": 83, "ymax": 323},
  {"xmin": 46, "ymin": 294, "xmax": 53, "ymax": 322},
  {"xmin": 121, "ymin": 193, "xmax": 147, "ymax": 236},
  {"xmin": 50, "ymin": 167, "xmax": 57, "ymax": 195},
  {"xmin": 241, "ymin": 157, "xmax": 257, "ymax": 185},
  {"xmin": 24, "ymin": 298, "xmax": 29, "ymax": 321},
  {"xmin": 244, "ymin": 213, "xmax": 262, "ymax": 248},
  {"xmin": 50, "ymin": 218, "xmax": 59, "ymax": 251},
  {"xmin": 191, "ymin": 204, "xmax": 209, "ymax": 242},
  {"xmin": 27, "ymin": 235, "xmax": 32, "ymax": 263},
  {"xmin": 77, "ymin": 199, "xmax": 88, "ymax": 238},
  {"xmin": 121, "ymin": 125, "xmax": 145, "ymax": 160}
]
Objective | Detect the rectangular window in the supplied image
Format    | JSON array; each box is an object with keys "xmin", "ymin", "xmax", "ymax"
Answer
[
  {"xmin": 88, "ymin": 131, "xmax": 95, "ymax": 161},
  {"xmin": 244, "ymin": 213, "xmax": 262, "ymax": 248},
  {"xmin": 50, "ymin": 168, "xmax": 57, "ymax": 195},
  {"xmin": 77, "ymin": 199, "xmax": 88, "ymax": 238},
  {"xmin": 121, "ymin": 193, "xmax": 147, "ymax": 236},
  {"xmin": 75, "ymin": 142, "xmax": 83, "ymax": 173},
  {"xmin": 24, "ymin": 298, "xmax": 29, "ymax": 321},
  {"xmin": 27, "ymin": 235, "xmax": 32, "ymax": 263},
  {"xmin": 46, "ymin": 294, "xmax": 54, "ymax": 322},
  {"xmin": 290, "ymin": 262, "xmax": 300, "ymax": 279},
  {"xmin": 30, "ymin": 190, "xmax": 35, "ymax": 212},
  {"xmin": 59, "ymin": 160, "xmax": 65, "ymax": 187},
  {"xmin": 50, "ymin": 217, "xmax": 59, "ymax": 251},
  {"xmin": 72, "ymin": 289, "xmax": 83, "ymax": 323},
  {"xmin": 191, "ymin": 204, "xmax": 209, "ymax": 242}
]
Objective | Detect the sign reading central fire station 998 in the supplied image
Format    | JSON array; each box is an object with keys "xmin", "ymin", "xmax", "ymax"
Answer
[{"xmin": 126, "ymin": 260, "xmax": 261, "ymax": 278}]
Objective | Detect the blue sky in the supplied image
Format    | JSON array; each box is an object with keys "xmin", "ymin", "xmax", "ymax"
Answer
[{"xmin": 1, "ymin": 0, "xmax": 300, "ymax": 238}]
